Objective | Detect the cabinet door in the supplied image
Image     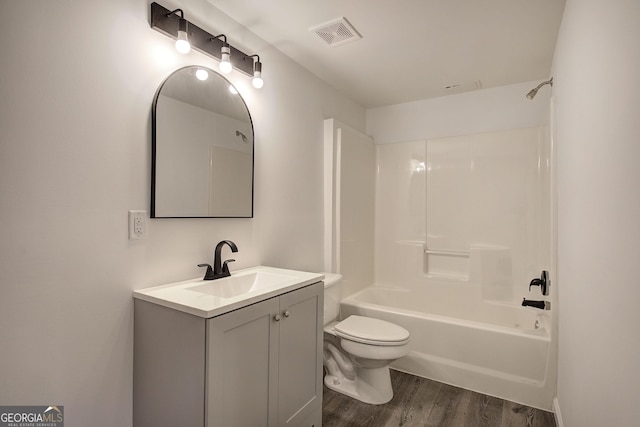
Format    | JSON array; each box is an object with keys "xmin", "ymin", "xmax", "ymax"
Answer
[
  {"xmin": 277, "ymin": 282, "xmax": 324, "ymax": 427},
  {"xmin": 207, "ymin": 297, "xmax": 280, "ymax": 427}
]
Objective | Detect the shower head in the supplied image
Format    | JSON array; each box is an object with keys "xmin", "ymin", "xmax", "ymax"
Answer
[
  {"xmin": 526, "ymin": 88, "xmax": 539, "ymax": 100},
  {"xmin": 526, "ymin": 77, "xmax": 553, "ymax": 100}
]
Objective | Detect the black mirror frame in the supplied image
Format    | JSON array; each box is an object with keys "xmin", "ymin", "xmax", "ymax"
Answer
[{"xmin": 150, "ymin": 66, "xmax": 255, "ymax": 218}]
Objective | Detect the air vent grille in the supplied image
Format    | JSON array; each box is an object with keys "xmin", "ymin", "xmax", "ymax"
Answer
[
  {"xmin": 310, "ymin": 17, "xmax": 362, "ymax": 47},
  {"xmin": 442, "ymin": 80, "xmax": 483, "ymax": 94}
]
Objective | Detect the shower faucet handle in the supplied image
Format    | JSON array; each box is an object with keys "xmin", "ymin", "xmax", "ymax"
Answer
[{"xmin": 529, "ymin": 270, "xmax": 549, "ymax": 296}]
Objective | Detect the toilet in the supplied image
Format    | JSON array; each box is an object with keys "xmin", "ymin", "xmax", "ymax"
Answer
[{"xmin": 323, "ymin": 273, "xmax": 410, "ymax": 404}]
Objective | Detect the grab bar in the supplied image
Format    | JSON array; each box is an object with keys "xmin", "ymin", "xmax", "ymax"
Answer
[{"xmin": 424, "ymin": 249, "xmax": 470, "ymax": 258}]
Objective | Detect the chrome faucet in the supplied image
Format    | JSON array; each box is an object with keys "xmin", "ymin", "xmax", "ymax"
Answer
[{"xmin": 198, "ymin": 240, "xmax": 238, "ymax": 280}]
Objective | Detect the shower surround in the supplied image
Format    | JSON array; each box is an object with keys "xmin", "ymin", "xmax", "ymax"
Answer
[
  {"xmin": 376, "ymin": 128, "xmax": 551, "ymax": 303},
  {"xmin": 326, "ymin": 120, "xmax": 555, "ymax": 410}
]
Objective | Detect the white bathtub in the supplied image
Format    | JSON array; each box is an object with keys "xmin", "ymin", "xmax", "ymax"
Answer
[{"xmin": 340, "ymin": 283, "xmax": 554, "ymax": 410}]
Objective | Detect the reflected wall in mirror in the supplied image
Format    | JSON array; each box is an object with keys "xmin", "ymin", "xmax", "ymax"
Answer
[{"xmin": 152, "ymin": 66, "xmax": 254, "ymax": 218}]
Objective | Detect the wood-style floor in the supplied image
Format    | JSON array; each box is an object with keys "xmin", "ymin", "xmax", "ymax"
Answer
[{"xmin": 322, "ymin": 370, "xmax": 556, "ymax": 427}]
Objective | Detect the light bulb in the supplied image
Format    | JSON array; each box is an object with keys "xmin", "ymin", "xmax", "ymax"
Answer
[
  {"xmin": 220, "ymin": 44, "xmax": 232, "ymax": 74},
  {"xmin": 220, "ymin": 58, "xmax": 232, "ymax": 74},
  {"xmin": 175, "ymin": 34, "xmax": 190, "ymax": 54},
  {"xmin": 252, "ymin": 60, "xmax": 263, "ymax": 88},
  {"xmin": 252, "ymin": 73, "xmax": 264, "ymax": 89},
  {"xmin": 175, "ymin": 18, "xmax": 190, "ymax": 54},
  {"xmin": 196, "ymin": 69, "xmax": 209, "ymax": 81}
]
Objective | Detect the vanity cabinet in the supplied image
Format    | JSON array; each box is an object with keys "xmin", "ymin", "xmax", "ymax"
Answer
[
  {"xmin": 207, "ymin": 282, "xmax": 323, "ymax": 426},
  {"xmin": 134, "ymin": 280, "xmax": 323, "ymax": 427}
]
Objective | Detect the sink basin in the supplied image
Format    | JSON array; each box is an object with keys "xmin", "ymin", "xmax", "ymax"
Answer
[
  {"xmin": 186, "ymin": 271, "xmax": 296, "ymax": 299},
  {"xmin": 133, "ymin": 266, "xmax": 324, "ymax": 318}
]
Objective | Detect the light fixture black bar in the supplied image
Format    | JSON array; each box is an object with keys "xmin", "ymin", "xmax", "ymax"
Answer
[{"xmin": 150, "ymin": 2, "xmax": 254, "ymax": 77}]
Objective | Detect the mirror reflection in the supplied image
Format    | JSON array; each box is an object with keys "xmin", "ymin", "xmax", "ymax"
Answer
[{"xmin": 152, "ymin": 66, "xmax": 254, "ymax": 218}]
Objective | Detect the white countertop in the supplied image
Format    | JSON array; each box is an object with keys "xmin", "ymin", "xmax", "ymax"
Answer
[{"xmin": 133, "ymin": 266, "xmax": 324, "ymax": 318}]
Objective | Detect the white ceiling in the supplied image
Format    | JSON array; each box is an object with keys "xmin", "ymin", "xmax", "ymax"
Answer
[{"xmin": 206, "ymin": 0, "xmax": 565, "ymax": 108}]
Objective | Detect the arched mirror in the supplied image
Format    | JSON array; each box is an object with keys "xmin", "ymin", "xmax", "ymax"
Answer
[{"xmin": 152, "ymin": 66, "xmax": 254, "ymax": 218}]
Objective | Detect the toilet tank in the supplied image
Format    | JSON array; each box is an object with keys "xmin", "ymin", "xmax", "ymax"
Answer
[{"xmin": 323, "ymin": 273, "xmax": 343, "ymax": 325}]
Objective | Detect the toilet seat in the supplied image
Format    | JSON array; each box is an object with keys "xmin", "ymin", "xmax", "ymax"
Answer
[{"xmin": 334, "ymin": 315, "xmax": 410, "ymax": 346}]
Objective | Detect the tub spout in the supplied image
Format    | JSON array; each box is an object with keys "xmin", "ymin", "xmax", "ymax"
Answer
[{"xmin": 522, "ymin": 298, "xmax": 550, "ymax": 310}]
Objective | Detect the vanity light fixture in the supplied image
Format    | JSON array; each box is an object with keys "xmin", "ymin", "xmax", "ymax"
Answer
[
  {"xmin": 246, "ymin": 55, "xmax": 264, "ymax": 89},
  {"xmin": 212, "ymin": 34, "xmax": 232, "ymax": 74},
  {"xmin": 150, "ymin": 2, "xmax": 263, "ymax": 87},
  {"xmin": 167, "ymin": 9, "xmax": 190, "ymax": 54}
]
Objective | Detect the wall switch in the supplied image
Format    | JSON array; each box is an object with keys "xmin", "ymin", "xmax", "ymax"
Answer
[{"xmin": 128, "ymin": 210, "xmax": 148, "ymax": 240}]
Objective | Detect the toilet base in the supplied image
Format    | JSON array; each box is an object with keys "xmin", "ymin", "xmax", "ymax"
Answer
[{"xmin": 324, "ymin": 365, "xmax": 394, "ymax": 405}]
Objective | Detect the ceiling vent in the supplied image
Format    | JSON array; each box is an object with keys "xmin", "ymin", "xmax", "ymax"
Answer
[
  {"xmin": 310, "ymin": 17, "xmax": 362, "ymax": 47},
  {"xmin": 443, "ymin": 80, "xmax": 483, "ymax": 94}
]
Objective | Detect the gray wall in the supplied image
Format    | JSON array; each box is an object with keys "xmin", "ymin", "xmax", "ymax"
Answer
[
  {"xmin": 0, "ymin": 0, "xmax": 364, "ymax": 425},
  {"xmin": 552, "ymin": 0, "xmax": 640, "ymax": 425}
]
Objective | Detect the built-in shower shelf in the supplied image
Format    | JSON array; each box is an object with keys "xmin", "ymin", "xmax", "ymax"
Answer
[
  {"xmin": 424, "ymin": 247, "xmax": 470, "ymax": 280},
  {"xmin": 425, "ymin": 272, "xmax": 470, "ymax": 281},
  {"xmin": 424, "ymin": 249, "xmax": 470, "ymax": 257}
]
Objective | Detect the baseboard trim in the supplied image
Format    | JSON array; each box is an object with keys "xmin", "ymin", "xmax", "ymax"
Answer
[{"xmin": 553, "ymin": 397, "xmax": 563, "ymax": 427}]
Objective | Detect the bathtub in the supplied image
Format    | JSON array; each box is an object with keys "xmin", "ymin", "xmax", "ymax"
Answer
[{"xmin": 340, "ymin": 283, "xmax": 554, "ymax": 410}]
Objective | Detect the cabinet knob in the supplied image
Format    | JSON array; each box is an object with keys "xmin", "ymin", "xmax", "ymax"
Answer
[
  {"xmin": 274, "ymin": 314, "xmax": 281, "ymax": 321},
  {"xmin": 283, "ymin": 310, "xmax": 290, "ymax": 318}
]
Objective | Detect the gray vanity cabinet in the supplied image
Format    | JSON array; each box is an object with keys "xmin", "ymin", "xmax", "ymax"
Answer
[
  {"xmin": 133, "ymin": 281, "xmax": 323, "ymax": 427},
  {"xmin": 207, "ymin": 281, "xmax": 323, "ymax": 426}
]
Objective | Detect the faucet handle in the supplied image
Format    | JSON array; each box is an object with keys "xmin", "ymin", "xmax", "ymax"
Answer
[
  {"xmin": 222, "ymin": 259, "xmax": 236, "ymax": 274},
  {"xmin": 198, "ymin": 263, "xmax": 215, "ymax": 280},
  {"xmin": 529, "ymin": 270, "xmax": 550, "ymax": 296},
  {"xmin": 529, "ymin": 278, "xmax": 543, "ymax": 292},
  {"xmin": 541, "ymin": 270, "xmax": 549, "ymax": 295}
]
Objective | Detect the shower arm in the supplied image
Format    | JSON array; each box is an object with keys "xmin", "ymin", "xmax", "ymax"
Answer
[
  {"xmin": 533, "ymin": 78, "xmax": 553, "ymax": 92},
  {"xmin": 526, "ymin": 77, "xmax": 553, "ymax": 99}
]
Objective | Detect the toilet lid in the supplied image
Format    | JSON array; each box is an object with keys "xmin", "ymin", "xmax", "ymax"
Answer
[{"xmin": 333, "ymin": 315, "xmax": 410, "ymax": 346}]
